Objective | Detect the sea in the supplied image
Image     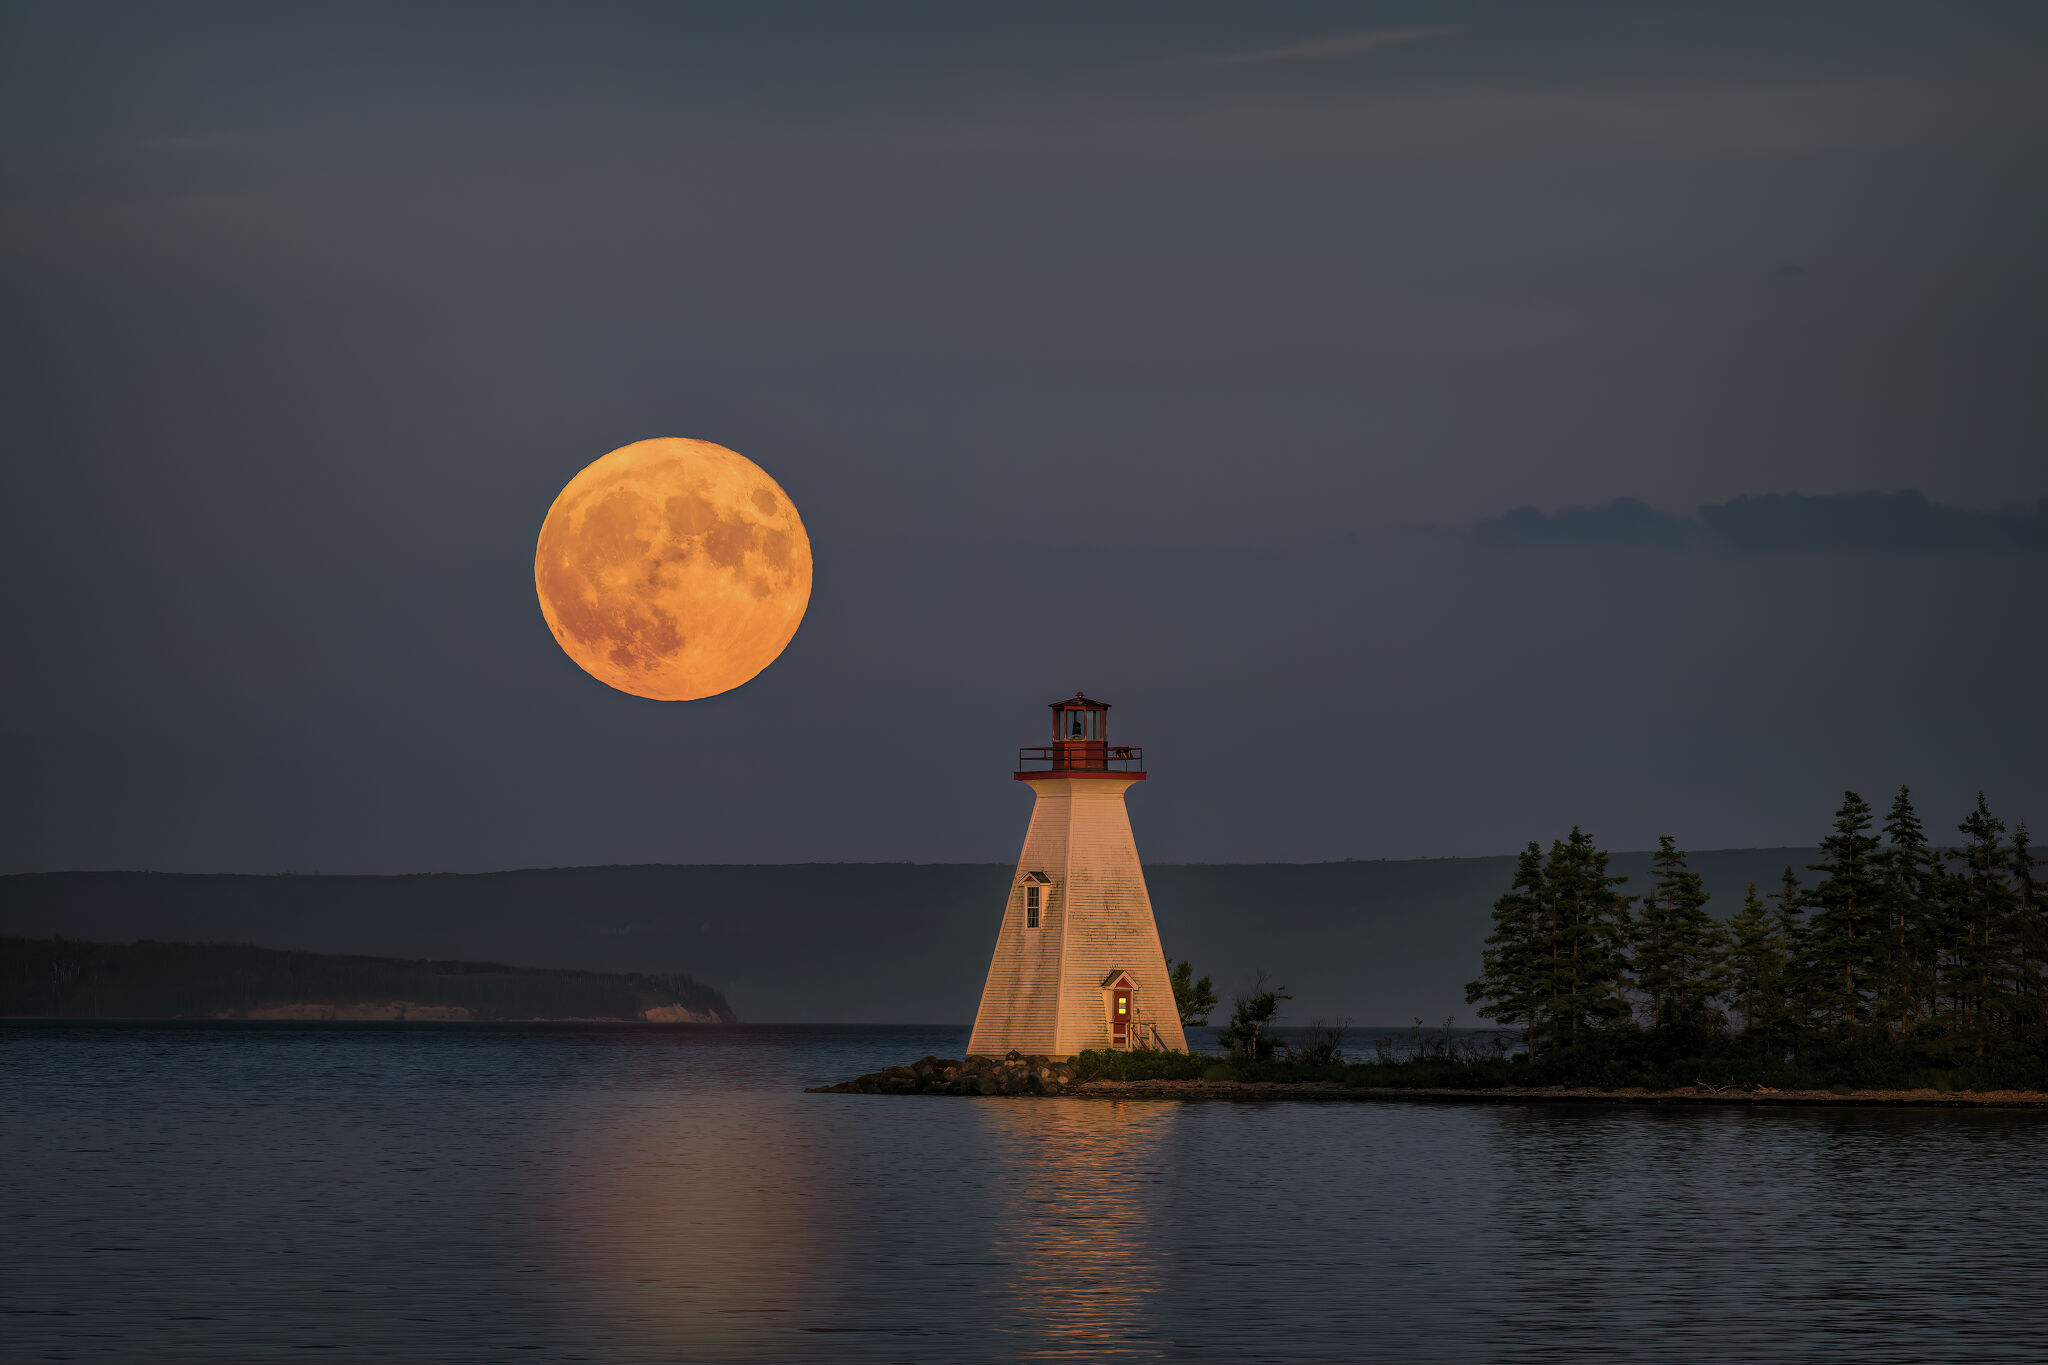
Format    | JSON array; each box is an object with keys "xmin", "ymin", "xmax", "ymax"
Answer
[{"xmin": 4, "ymin": 1021, "xmax": 2045, "ymax": 1364}]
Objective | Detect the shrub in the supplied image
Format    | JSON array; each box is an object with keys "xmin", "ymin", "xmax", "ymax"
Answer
[
  {"xmin": 1216, "ymin": 973, "xmax": 1291, "ymax": 1060},
  {"xmin": 1287, "ymin": 1017, "xmax": 1350, "ymax": 1066},
  {"xmin": 1068, "ymin": 1048, "xmax": 1210, "ymax": 1082}
]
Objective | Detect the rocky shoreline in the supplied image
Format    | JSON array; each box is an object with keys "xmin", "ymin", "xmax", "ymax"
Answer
[{"xmin": 810, "ymin": 1057, "xmax": 2048, "ymax": 1108}]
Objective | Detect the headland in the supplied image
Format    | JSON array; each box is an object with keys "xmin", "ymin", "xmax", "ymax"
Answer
[{"xmin": 1, "ymin": 936, "xmax": 736, "ymax": 1022}]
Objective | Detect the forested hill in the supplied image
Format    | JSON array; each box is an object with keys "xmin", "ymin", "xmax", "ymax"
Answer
[
  {"xmin": 1, "ymin": 937, "xmax": 735, "ymax": 1022},
  {"xmin": 0, "ymin": 852, "xmax": 1818, "ymax": 1024}
]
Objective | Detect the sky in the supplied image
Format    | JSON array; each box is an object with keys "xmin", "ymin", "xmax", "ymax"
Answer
[{"xmin": 3, "ymin": 1, "xmax": 2044, "ymax": 874}]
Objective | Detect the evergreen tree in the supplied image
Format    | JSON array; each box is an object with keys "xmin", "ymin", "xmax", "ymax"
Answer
[
  {"xmin": 1466, "ymin": 843, "xmax": 1550, "ymax": 1057},
  {"xmin": 1169, "ymin": 960, "xmax": 1219, "ymax": 1028},
  {"xmin": 1952, "ymin": 794, "xmax": 2018, "ymax": 1049},
  {"xmin": 1725, "ymin": 881, "xmax": 1790, "ymax": 1041},
  {"xmin": 1877, "ymin": 786, "xmax": 1941, "ymax": 1034},
  {"xmin": 1542, "ymin": 827, "xmax": 1634, "ymax": 1050},
  {"xmin": 1804, "ymin": 792, "xmax": 1883, "ymax": 1029},
  {"xmin": 1461, "ymin": 793, "xmax": 2042, "ymax": 1088},
  {"xmin": 2009, "ymin": 823, "xmax": 2045, "ymax": 1035},
  {"xmin": 1768, "ymin": 864, "xmax": 1808, "ymax": 1029},
  {"xmin": 1631, "ymin": 836, "xmax": 1729, "ymax": 1028},
  {"xmin": 1922, "ymin": 835, "xmax": 1966, "ymax": 1028}
]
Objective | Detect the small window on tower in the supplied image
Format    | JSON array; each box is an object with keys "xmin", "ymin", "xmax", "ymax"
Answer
[{"xmin": 1025, "ymin": 884, "xmax": 1040, "ymax": 929}]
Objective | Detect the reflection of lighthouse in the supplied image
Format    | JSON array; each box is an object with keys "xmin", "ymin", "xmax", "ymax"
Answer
[{"xmin": 967, "ymin": 694, "xmax": 1188, "ymax": 1058}]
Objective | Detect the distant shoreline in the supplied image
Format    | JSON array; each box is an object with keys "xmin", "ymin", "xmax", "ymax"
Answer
[
  {"xmin": 1, "ymin": 937, "xmax": 737, "ymax": 1023},
  {"xmin": 1064, "ymin": 1079, "xmax": 2048, "ymax": 1108},
  {"xmin": 0, "ymin": 1012, "xmax": 730, "ymax": 1024}
]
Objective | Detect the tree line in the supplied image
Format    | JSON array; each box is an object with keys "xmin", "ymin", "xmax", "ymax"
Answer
[{"xmin": 1465, "ymin": 788, "xmax": 2045, "ymax": 1086}]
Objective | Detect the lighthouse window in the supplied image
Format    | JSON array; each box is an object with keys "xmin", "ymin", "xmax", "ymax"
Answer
[
  {"xmin": 1059, "ymin": 709, "xmax": 1101, "ymax": 740},
  {"xmin": 1025, "ymin": 884, "xmax": 1040, "ymax": 929}
]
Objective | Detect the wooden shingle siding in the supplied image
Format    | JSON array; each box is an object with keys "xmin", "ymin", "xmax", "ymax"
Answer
[{"xmin": 967, "ymin": 777, "xmax": 1188, "ymax": 1058}]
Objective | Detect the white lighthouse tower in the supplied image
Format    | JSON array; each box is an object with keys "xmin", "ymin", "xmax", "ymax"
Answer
[{"xmin": 967, "ymin": 694, "xmax": 1188, "ymax": 1058}]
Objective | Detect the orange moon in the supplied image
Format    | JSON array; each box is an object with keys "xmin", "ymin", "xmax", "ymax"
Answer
[{"xmin": 534, "ymin": 438, "xmax": 812, "ymax": 701}]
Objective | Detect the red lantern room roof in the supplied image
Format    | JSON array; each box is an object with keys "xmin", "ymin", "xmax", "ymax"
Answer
[{"xmin": 1049, "ymin": 692, "xmax": 1109, "ymax": 711}]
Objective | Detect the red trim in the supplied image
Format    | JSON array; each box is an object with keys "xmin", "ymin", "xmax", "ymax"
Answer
[{"xmin": 1016, "ymin": 771, "xmax": 1145, "ymax": 782}]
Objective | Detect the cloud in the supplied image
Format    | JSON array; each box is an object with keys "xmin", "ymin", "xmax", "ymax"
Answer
[
  {"xmin": 1185, "ymin": 26, "xmax": 1462, "ymax": 70},
  {"xmin": 1476, "ymin": 491, "xmax": 2048, "ymax": 553},
  {"xmin": 1475, "ymin": 498, "xmax": 1695, "ymax": 550}
]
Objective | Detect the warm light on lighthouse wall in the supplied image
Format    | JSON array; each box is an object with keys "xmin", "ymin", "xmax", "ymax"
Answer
[{"xmin": 966, "ymin": 694, "xmax": 1188, "ymax": 1058}]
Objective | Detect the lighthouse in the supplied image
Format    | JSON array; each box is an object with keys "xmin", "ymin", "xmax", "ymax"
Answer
[{"xmin": 967, "ymin": 694, "xmax": 1189, "ymax": 1058}]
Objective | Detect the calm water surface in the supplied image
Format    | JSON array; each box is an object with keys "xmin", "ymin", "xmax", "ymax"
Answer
[{"xmin": 4, "ymin": 1022, "xmax": 2045, "ymax": 1363}]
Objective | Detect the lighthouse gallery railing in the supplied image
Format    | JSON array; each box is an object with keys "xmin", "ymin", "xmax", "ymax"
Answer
[{"xmin": 1014, "ymin": 746, "xmax": 1144, "ymax": 774}]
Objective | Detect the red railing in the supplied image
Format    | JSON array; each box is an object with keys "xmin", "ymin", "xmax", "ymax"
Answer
[{"xmin": 1016, "ymin": 745, "xmax": 1145, "ymax": 774}]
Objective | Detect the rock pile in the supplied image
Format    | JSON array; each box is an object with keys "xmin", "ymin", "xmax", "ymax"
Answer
[{"xmin": 808, "ymin": 1052, "xmax": 1076, "ymax": 1096}]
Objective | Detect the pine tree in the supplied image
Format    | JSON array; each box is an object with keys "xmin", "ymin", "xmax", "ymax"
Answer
[
  {"xmin": 1877, "ymin": 786, "xmax": 1941, "ymax": 1035},
  {"xmin": 1632, "ymin": 836, "xmax": 1729, "ymax": 1028},
  {"xmin": 1726, "ymin": 881, "xmax": 1790, "ymax": 1042},
  {"xmin": 1169, "ymin": 960, "xmax": 1218, "ymax": 1027},
  {"xmin": 1804, "ymin": 792, "xmax": 1883, "ymax": 1030},
  {"xmin": 1467, "ymin": 843, "xmax": 1550, "ymax": 1057},
  {"xmin": 1952, "ymin": 794, "xmax": 2018, "ymax": 1050},
  {"xmin": 1542, "ymin": 827, "xmax": 1634, "ymax": 1050},
  {"xmin": 1768, "ymin": 865, "xmax": 1808, "ymax": 1030},
  {"xmin": 1923, "ymin": 834, "xmax": 1966, "ymax": 1030},
  {"xmin": 2009, "ymin": 823, "xmax": 2045, "ymax": 1036}
]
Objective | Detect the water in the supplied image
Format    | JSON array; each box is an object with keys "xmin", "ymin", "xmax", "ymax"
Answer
[{"xmin": 4, "ymin": 1022, "xmax": 2045, "ymax": 1363}]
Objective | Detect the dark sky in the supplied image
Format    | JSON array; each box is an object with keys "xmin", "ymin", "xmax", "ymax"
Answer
[{"xmin": 3, "ymin": 2, "xmax": 2044, "ymax": 874}]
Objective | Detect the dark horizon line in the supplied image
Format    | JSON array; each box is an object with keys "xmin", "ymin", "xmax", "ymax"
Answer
[
  {"xmin": 0, "ymin": 1016, "xmax": 1498, "ymax": 1033},
  {"xmin": 0, "ymin": 846, "xmax": 1871, "ymax": 881}
]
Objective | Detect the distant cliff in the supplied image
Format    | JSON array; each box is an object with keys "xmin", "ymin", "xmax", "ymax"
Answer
[{"xmin": 0, "ymin": 937, "xmax": 735, "ymax": 1022}]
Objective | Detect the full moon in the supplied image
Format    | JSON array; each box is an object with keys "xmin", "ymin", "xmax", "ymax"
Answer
[{"xmin": 534, "ymin": 437, "xmax": 812, "ymax": 701}]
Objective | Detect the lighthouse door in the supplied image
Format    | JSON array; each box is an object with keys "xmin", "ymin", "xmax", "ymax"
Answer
[{"xmin": 1112, "ymin": 986, "xmax": 1131, "ymax": 1045}]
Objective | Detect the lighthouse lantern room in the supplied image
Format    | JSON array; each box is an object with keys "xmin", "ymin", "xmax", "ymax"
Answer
[{"xmin": 967, "ymin": 694, "xmax": 1188, "ymax": 1058}]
